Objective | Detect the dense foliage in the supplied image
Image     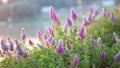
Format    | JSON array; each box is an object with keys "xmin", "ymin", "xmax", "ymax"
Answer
[{"xmin": 0, "ymin": 7, "xmax": 120, "ymax": 68}]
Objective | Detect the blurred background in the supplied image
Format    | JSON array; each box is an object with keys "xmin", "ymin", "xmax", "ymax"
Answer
[{"xmin": 0, "ymin": 0, "xmax": 119, "ymax": 39}]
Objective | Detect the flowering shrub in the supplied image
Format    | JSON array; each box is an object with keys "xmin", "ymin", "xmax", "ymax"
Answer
[{"xmin": 0, "ymin": 7, "xmax": 120, "ymax": 68}]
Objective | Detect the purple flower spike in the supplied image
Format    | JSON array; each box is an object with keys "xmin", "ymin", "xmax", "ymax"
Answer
[
  {"xmin": 9, "ymin": 41, "xmax": 14, "ymax": 51},
  {"xmin": 110, "ymin": 13, "xmax": 116, "ymax": 25},
  {"xmin": 50, "ymin": 37, "xmax": 56, "ymax": 45},
  {"xmin": 71, "ymin": 56, "xmax": 79, "ymax": 67},
  {"xmin": 44, "ymin": 40, "xmax": 50, "ymax": 48},
  {"xmin": 83, "ymin": 18, "xmax": 89, "ymax": 26},
  {"xmin": 66, "ymin": 17, "xmax": 72, "ymax": 27},
  {"xmin": 63, "ymin": 24, "xmax": 68, "ymax": 33},
  {"xmin": 97, "ymin": 37, "xmax": 102, "ymax": 47},
  {"xmin": 102, "ymin": 8, "xmax": 108, "ymax": 17},
  {"xmin": 71, "ymin": 8, "xmax": 78, "ymax": 21},
  {"xmin": 87, "ymin": 14, "xmax": 92, "ymax": 23},
  {"xmin": 48, "ymin": 26, "xmax": 53, "ymax": 36},
  {"xmin": 8, "ymin": 38, "xmax": 14, "ymax": 51},
  {"xmin": 89, "ymin": 7, "xmax": 93, "ymax": 14},
  {"xmin": 77, "ymin": 25, "xmax": 85, "ymax": 40},
  {"xmin": 94, "ymin": 10, "xmax": 99, "ymax": 18},
  {"xmin": 114, "ymin": 51, "xmax": 120, "ymax": 61},
  {"xmin": 37, "ymin": 31, "xmax": 42, "ymax": 41},
  {"xmin": 0, "ymin": 39, "xmax": 8, "ymax": 53},
  {"xmin": 50, "ymin": 6, "xmax": 61, "ymax": 30},
  {"xmin": 43, "ymin": 33, "xmax": 48, "ymax": 40},
  {"xmin": 21, "ymin": 28, "xmax": 26, "ymax": 41},
  {"xmin": 14, "ymin": 40, "xmax": 25, "ymax": 58},
  {"xmin": 100, "ymin": 50, "xmax": 106, "ymax": 61},
  {"xmin": 55, "ymin": 39, "xmax": 65, "ymax": 55},
  {"xmin": 28, "ymin": 39, "xmax": 34, "ymax": 46},
  {"xmin": 36, "ymin": 43, "xmax": 43, "ymax": 49},
  {"xmin": 49, "ymin": 6, "xmax": 57, "ymax": 21},
  {"xmin": 21, "ymin": 34, "xmax": 26, "ymax": 41}
]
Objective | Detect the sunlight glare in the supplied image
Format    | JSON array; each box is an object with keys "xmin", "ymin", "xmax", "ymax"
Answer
[{"xmin": 1, "ymin": 0, "xmax": 8, "ymax": 4}]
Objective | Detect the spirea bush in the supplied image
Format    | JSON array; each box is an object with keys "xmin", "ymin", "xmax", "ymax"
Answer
[{"xmin": 0, "ymin": 7, "xmax": 120, "ymax": 68}]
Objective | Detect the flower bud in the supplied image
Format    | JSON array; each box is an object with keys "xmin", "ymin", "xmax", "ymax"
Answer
[
  {"xmin": 21, "ymin": 28, "xmax": 26, "ymax": 41},
  {"xmin": 37, "ymin": 31, "xmax": 42, "ymax": 41},
  {"xmin": 114, "ymin": 51, "xmax": 120, "ymax": 61},
  {"xmin": 66, "ymin": 17, "xmax": 72, "ymax": 27},
  {"xmin": 71, "ymin": 56, "xmax": 79, "ymax": 67},
  {"xmin": 28, "ymin": 39, "xmax": 34, "ymax": 46},
  {"xmin": 37, "ymin": 43, "xmax": 44, "ymax": 49},
  {"xmin": 110, "ymin": 13, "xmax": 116, "ymax": 25},
  {"xmin": 100, "ymin": 50, "xmax": 106, "ymax": 61},
  {"xmin": 97, "ymin": 37, "xmax": 102, "ymax": 47}
]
